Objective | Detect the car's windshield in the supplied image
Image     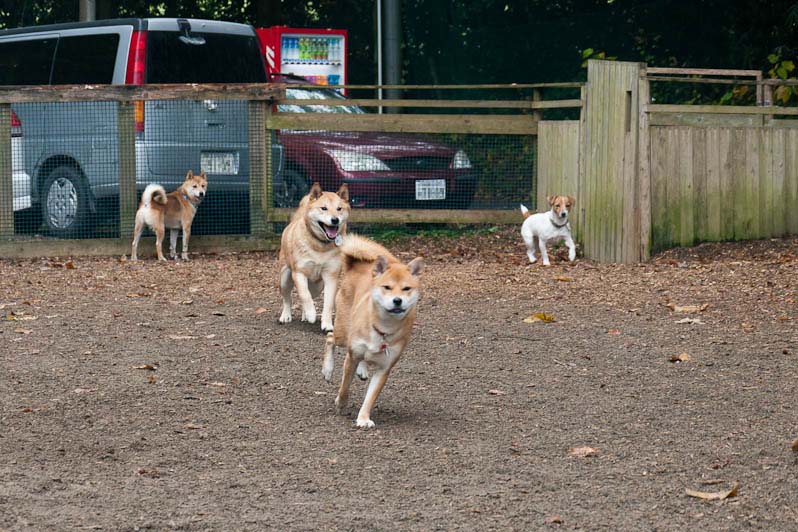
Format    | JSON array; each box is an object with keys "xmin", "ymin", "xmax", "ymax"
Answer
[{"xmin": 279, "ymin": 87, "xmax": 365, "ymax": 114}]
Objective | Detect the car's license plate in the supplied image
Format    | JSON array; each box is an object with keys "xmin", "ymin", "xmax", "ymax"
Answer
[
  {"xmin": 201, "ymin": 152, "xmax": 239, "ymax": 175},
  {"xmin": 415, "ymin": 179, "xmax": 446, "ymax": 201}
]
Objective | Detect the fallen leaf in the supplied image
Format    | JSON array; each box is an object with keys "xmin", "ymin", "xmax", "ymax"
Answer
[
  {"xmin": 607, "ymin": 329, "xmax": 621, "ymax": 335},
  {"xmin": 667, "ymin": 303, "xmax": 709, "ymax": 313},
  {"xmin": 675, "ymin": 318, "xmax": 704, "ymax": 325},
  {"xmin": 569, "ymin": 446, "xmax": 599, "ymax": 458},
  {"xmin": 64, "ymin": 260, "xmax": 76, "ymax": 270},
  {"xmin": 669, "ymin": 353, "xmax": 692, "ymax": 363},
  {"xmin": 168, "ymin": 335, "xmax": 196, "ymax": 340},
  {"xmin": 147, "ymin": 375, "xmax": 156, "ymax": 383},
  {"xmin": 14, "ymin": 328, "xmax": 32, "ymax": 334},
  {"xmin": 544, "ymin": 514, "xmax": 563, "ymax": 525},
  {"xmin": 791, "ymin": 439, "xmax": 798, "ymax": 452},
  {"xmin": 185, "ymin": 423, "xmax": 204, "ymax": 430},
  {"xmin": 207, "ymin": 382, "xmax": 226, "ymax": 387},
  {"xmin": 132, "ymin": 364, "xmax": 158, "ymax": 370},
  {"xmin": 554, "ymin": 276, "xmax": 574, "ymax": 282},
  {"xmin": 523, "ymin": 312, "xmax": 556, "ymax": 323},
  {"xmin": 212, "ymin": 311, "xmax": 226, "ymax": 316},
  {"xmin": 685, "ymin": 482, "xmax": 739, "ymax": 500},
  {"xmin": 255, "ymin": 307, "xmax": 268, "ymax": 314},
  {"xmin": 487, "ymin": 389, "xmax": 506, "ymax": 396}
]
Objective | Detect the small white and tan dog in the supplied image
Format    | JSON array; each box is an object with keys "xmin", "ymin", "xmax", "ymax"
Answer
[{"xmin": 520, "ymin": 195, "xmax": 576, "ymax": 266}]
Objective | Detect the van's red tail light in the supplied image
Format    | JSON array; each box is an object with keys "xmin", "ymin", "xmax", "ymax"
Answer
[
  {"xmin": 10, "ymin": 111, "xmax": 21, "ymax": 128},
  {"xmin": 125, "ymin": 30, "xmax": 148, "ymax": 133}
]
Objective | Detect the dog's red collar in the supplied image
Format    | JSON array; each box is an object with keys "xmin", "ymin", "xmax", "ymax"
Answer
[{"xmin": 373, "ymin": 325, "xmax": 390, "ymax": 353}]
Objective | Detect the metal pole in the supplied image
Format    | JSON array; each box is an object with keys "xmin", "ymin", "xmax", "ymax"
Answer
[
  {"xmin": 79, "ymin": 0, "xmax": 96, "ymax": 21},
  {"xmin": 377, "ymin": 0, "xmax": 383, "ymax": 114},
  {"xmin": 383, "ymin": 0, "xmax": 402, "ymax": 113}
]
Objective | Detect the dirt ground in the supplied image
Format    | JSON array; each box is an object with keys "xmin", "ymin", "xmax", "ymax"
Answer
[{"xmin": 1, "ymin": 228, "xmax": 797, "ymax": 531}]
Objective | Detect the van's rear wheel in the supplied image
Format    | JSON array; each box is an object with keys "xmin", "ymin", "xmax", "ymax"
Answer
[
  {"xmin": 41, "ymin": 166, "xmax": 91, "ymax": 238},
  {"xmin": 273, "ymin": 169, "xmax": 309, "ymax": 208}
]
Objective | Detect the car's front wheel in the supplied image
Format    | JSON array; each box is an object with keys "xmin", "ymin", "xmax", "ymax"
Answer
[
  {"xmin": 273, "ymin": 168, "xmax": 310, "ymax": 208},
  {"xmin": 41, "ymin": 166, "xmax": 92, "ymax": 238}
]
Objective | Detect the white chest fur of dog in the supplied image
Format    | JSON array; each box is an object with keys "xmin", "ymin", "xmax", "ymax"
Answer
[
  {"xmin": 520, "ymin": 195, "xmax": 577, "ymax": 266},
  {"xmin": 278, "ymin": 182, "xmax": 350, "ymax": 332}
]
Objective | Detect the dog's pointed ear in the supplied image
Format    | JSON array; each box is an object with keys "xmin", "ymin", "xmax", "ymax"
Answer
[
  {"xmin": 547, "ymin": 195, "xmax": 556, "ymax": 206},
  {"xmin": 309, "ymin": 182, "xmax": 323, "ymax": 200},
  {"xmin": 373, "ymin": 256, "xmax": 389, "ymax": 276},
  {"xmin": 408, "ymin": 257, "xmax": 424, "ymax": 277},
  {"xmin": 186, "ymin": 170, "xmax": 194, "ymax": 180},
  {"xmin": 199, "ymin": 171, "xmax": 207, "ymax": 180},
  {"xmin": 336, "ymin": 183, "xmax": 349, "ymax": 203},
  {"xmin": 568, "ymin": 195, "xmax": 576, "ymax": 206}
]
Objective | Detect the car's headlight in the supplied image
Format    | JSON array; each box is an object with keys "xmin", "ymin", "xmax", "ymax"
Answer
[
  {"xmin": 451, "ymin": 150, "xmax": 472, "ymax": 169},
  {"xmin": 328, "ymin": 149, "xmax": 390, "ymax": 172}
]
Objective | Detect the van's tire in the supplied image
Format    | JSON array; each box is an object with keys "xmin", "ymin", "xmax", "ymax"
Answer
[
  {"xmin": 41, "ymin": 166, "xmax": 92, "ymax": 238},
  {"xmin": 273, "ymin": 169, "xmax": 309, "ymax": 208}
]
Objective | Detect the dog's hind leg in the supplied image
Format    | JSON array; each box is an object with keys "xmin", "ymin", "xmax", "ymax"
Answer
[
  {"xmin": 131, "ymin": 212, "xmax": 144, "ymax": 261},
  {"xmin": 169, "ymin": 229, "xmax": 179, "ymax": 260},
  {"xmin": 356, "ymin": 369, "xmax": 392, "ymax": 429},
  {"xmin": 335, "ymin": 350, "xmax": 358, "ymax": 414},
  {"xmin": 154, "ymin": 225, "xmax": 166, "ymax": 261},
  {"xmin": 180, "ymin": 223, "xmax": 191, "ymax": 260},
  {"xmin": 278, "ymin": 265, "xmax": 294, "ymax": 324},
  {"xmin": 526, "ymin": 236, "xmax": 538, "ymax": 264},
  {"xmin": 322, "ymin": 332, "xmax": 335, "ymax": 382}
]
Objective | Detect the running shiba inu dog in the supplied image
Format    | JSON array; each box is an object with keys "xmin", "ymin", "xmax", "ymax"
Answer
[
  {"xmin": 131, "ymin": 171, "xmax": 207, "ymax": 261},
  {"xmin": 322, "ymin": 234, "xmax": 423, "ymax": 429},
  {"xmin": 520, "ymin": 195, "xmax": 577, "ymax": 266},
  {"xmin": 278, "ymin": 182, "xmax": 350, "ymax": 332}
]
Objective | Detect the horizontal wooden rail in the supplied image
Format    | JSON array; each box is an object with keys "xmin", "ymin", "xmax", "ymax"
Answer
[
  {"xmin": 268, "ymin": 208, "xmax": 521, "ymax": 224},
  {"xmin": 0, "ymin": 83, "xmax": 286, "ymax": 104},
  {"xmin": 269, "ymin": 112, "xmax": 538, "ymax": 135},
  {"xmin": 645, "ymin": 67, "xmax": 761, "ymax": 77},
  {"xmin": 645, "ymin": 76, "xmax": 761, "ymax": 86},
  {"xmin": 280, "ymin": 98, "xmax": 582, "ymax": 110},
  {"xmin": 646, "ymin": 104, "xmax": 798, "ymax": 116}
]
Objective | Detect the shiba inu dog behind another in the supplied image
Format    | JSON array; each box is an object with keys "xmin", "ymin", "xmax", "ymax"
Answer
[
  {"xmin": 131, "ymin": 170, "xmax": 207, "ymax": 261},
  {"xmin": 278, "ymin": 182, "xmax": 350, "ymax": 332},
  {"xmin": 322, "ymin": 234, "xmax": 423, "ymax": 428}
]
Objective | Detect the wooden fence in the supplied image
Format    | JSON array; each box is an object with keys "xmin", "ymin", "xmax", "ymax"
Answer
[
  {"xmin": 537, "ymin": 60, "xmax": 798, "ymax": 263},
  {"xmin": 0, "ymin": 82, "xmax": 582, "ymax": 258}
]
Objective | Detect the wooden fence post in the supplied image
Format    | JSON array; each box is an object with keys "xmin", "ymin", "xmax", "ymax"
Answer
[
  {"xmin": 249, "ymin": 100, "xmax": 273, "ymax": 236},
  {"xmin": 0, "ymin": 104, "xmax": 13, "ymax": 239},
  {"xmin": 637, "ymin": 66, "xmax": 652, "ymax": 262},
  {"xmin": 582, "ymin": 60, "xmax": 646, "ymax": 263},
  {"xmin": 118, "ymin": 101, "xmax": 136, "ymax": 239}
]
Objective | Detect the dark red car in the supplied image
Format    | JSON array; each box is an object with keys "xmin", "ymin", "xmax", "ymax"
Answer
[{"xmin": 273, "ymin": 79, "xmax": 476, "ymax": 209}]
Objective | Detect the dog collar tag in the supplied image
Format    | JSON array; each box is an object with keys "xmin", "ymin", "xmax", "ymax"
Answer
[{"xmin": 334, "ymin": 234, "xmax": 343, "ymax": 246}]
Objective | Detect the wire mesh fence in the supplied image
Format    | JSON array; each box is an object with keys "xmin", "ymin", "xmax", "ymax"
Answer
[{"xmin": 0, "ymin": 82, "xmax": 582, "ymax": 257}]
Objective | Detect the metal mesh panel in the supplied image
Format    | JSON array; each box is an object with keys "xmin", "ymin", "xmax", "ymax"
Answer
[
  {"xmin": 6, "ymin": 98, "xmax": 278, "ymax": 241},
  {"xmin": 272, "ymin": 130, "xmax": 535, "ymax": 211}
]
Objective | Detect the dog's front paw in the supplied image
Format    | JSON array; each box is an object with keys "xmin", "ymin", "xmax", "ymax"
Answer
[
  {"xmin": 279, "ymin": 310, "xmax": 292, "ymax": 324},
  {"xmin": 181, "ymin": 253, "xmax": 189, "ymax": 261},
  {"xmin": 542, "ymin": 261, "xmax": 551, "ymax": 266},
  {"xmin": 568, "ymin": 251, "xmax": 576, "ymax": 262},
  {"xmin": 321, "ymin": 319, "xmax": 334, "ymax": 333},
  {"xmin": 356, "ymin": 361, "xmax": 369, "ymax": 381},
  {"xmin": 356, "ymin": 418, "xmax": 375, "ymax": 429}
]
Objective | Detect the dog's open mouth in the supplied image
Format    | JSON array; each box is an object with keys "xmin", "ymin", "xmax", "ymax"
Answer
[{"xmin": 318, "ymin": 222, "xmax": 339, "ymax": 241}]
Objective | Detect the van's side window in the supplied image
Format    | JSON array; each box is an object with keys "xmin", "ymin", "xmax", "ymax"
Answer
[
  {"xmin": 0, "ymin": 38, "xmax": 57, "ymax": 85},
  {"xmin": 51, "ymin": 34, "xmax": 119, "ymax": 84}
]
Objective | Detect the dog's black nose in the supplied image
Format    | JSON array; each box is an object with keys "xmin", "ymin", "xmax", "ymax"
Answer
[
  {"xmin": 393, "ymin": 297, "xmax": 402, "ymax": 307},
  {"xmin": 330, "ymin": 217, "xmax": 339, "ymax": 226},
  {"xmin": 199, "ymin": 191, "xmax": 205, "ymax": 197},
  {"xmin": 560, "ymin": 211, "xmax": 567, "ymax": 217}
]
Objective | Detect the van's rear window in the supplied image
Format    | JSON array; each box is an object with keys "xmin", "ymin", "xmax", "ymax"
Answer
[
  {"xmin": 52, "ymin": 34, "xmax": 119, "ymax": 84},
  {"xmin": 0, "ymin": 38, "xmax": 56, "ymax": 85},
  {"xmin": 146, "ymin": 31, "xmax": 266, "ymax": 84}
]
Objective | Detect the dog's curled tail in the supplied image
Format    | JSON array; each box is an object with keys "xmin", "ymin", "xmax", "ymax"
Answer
[
  {"xmin": 520, "ymin": 204, "xmax": 532, "ymax": 220},
  {"xmin": 338, "ymin": 234, "xmax": 396, "ymax": 265},
  {"xmin": 142, "ymin": 184, "xmax": 168, "ymax": 206}
]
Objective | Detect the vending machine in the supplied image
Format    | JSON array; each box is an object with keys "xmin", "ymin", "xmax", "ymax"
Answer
[{"xmin": 256, "ymin": 26, "xmax": 347, "ymax": 88}]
